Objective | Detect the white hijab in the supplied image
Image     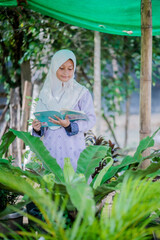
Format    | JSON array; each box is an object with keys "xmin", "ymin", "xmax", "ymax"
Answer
[{"xmin": 35, "ymin": 49, "xmax": 87, "ymax": 129}]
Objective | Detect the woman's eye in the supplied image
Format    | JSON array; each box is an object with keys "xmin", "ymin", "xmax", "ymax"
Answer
[{"xmin": 59, "ymin": 68, "xmax": 64, "ymax": 70}]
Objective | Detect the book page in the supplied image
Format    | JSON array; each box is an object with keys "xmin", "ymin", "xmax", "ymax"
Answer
[{"xmin": 60, "ymin": 109, "xmax": 88, "ymax": 121}]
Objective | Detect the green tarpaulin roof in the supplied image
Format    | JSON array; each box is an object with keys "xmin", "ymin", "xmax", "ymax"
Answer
[{"xmin": 0, "ymin": 0, "xmax": 160, "ymax": 36}]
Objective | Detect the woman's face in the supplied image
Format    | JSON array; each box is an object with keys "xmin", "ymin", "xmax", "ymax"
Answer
[{"xmin": 56, "ymin": 59, "xmax": 74, "ymax": 82}]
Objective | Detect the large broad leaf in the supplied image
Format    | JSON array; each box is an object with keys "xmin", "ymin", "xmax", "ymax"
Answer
[
  {"xmin": 101, "ymin": 131, "xmax": 160, "ymax": 184},
  {"xmin": 66, "ymin": 179, "xmax": 95, "ymax": 224},
  {"xmin": 101, "ymin": 155, "xmax": 134, "ymax": 184},
  {"xmin": 93, "ymin": 158, "xmax": 113, "ymax": 189},
  {"xmin": 0, "ymin": 169, "xmax": 63, "ymax": 232},
  {"xmin": 25, "ymin": 161, "xmax": 46, "ymax": 176},
  {"xmin": 95, "ymin": 161, "xmax": 160, "ymax": 204},
  {"xmin": 94, "ymin": 174, "xmax": 125, "ymax": 203},
  {"xmin": 7, "ymin": 129, "xmax": 64, "ymax": 183},
  {"xmin": 134, "ymin": 127, "xmax": 160, "ymax": 161},
  {"xmin": 147, "ymin": 169, "xmax": 160, "ymax": 178},
  {"xmin": 0, "ymin": 131, "xmax": 16, "ymax": 158},
  {"xmin": 76, "ymin": 145, "xmax": 107, "ymax": 181},
  {"xmin": 129, "ymin": 162, "xmax": 160, "ymax": 179},
  {"xmin": 63, "ymin": 157, "xmax": 75, "ymax": 184},
  {"xmin": 0, "ymin": 161, "xmax": 43, "ymax": 191}
]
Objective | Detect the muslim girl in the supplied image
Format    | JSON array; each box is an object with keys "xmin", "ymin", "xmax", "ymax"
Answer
[{"xmin": 32, "ymin": 49, "xmax": 96, "ymax": 170}]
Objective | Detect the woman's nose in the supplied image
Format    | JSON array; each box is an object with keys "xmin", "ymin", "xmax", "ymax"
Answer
[{"xmin": 64, "ymin": 69, "xmax": 69, "ymax": 74}]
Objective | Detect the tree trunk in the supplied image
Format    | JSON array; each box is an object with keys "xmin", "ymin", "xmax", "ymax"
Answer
[
  {"xmin": 124, "ymin": 37, "xmax": 130, "ymax": 147},
  {"xmin": 140, "ymin": 0, "xmax": 152, "ymax": 168},
  {"xmin": 20, "ymin": 60, "xmax": 32, "ymax": 150},
  {"xmin": 93, "ymin": 31, "xmax": 101, "ymax": 137},
  {"xmin": 24, "ymin": 82, "xmax": 42, "ymax": 168},
  {"xmin": 21, "ymin": 81, "xmax": 32, "ymax": 132},
  {"xmin": 124, "ymin": 96, "xmax": 131, "ymax": 147},
  {"xmin": 29, "ymin": 82, "xmax": 42, "ymax": 129},
  {"xmin": 21, "ymin": 61, "xmax": 32, "ymax": 126},
  {"xmin": 109, "ymin": 48, "xmax": 120, "ymax": 112},
  {"xmin": 21, "ymin": 60, "xmax": 32, "ymax": 96},
  {"xmin": 9, "ymin": 87, "xmax": 21, "ymax": 167}
]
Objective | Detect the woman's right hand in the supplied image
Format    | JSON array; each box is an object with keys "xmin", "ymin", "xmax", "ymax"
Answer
[{"xmin": 32, "ymin": 119, "xmax": 42, "ymax": 132}]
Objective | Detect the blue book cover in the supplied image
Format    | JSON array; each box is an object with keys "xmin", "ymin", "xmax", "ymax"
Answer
[{"xmin": 34, "ymin": 109, "xmax": 88, "ymax": 127}]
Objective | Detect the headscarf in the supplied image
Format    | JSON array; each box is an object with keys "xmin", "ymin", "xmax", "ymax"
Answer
[{"xmin": 35, "ymin": 49, "xmax": 87, "ymax": 130}]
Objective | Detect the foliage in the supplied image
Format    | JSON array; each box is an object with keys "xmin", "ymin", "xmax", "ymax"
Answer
[
  {"xmin": 0, "ymin": 128, "xmax": 160, "ymax": 214},
  {"xmin": 0, "ymin": 128, "xmax": 160, "ymax": 238},
  {"xmin": 0, "ymin": 7, "xmax": 94, "ymax": 93},
  {"xmin": 0, "ymin": 189, "xmax": 19, "ymax": 212},
  {"xmin": 0, "ymin": 172, "xmax": 160, "ymax": 239},
  {"xmin": 0, "ymin": 129, "xmax": 109, "ymax": 220},
  {"xmin": 1, "ymin": 7, "xmax": 160, "ymax": 150},
  {"xmin": 2, "ymin": 7, "xmax": 159, "ymax": 116},
  {"xmin": 91, "ymin": 137, "xmax": 120, "ymax": 179}
]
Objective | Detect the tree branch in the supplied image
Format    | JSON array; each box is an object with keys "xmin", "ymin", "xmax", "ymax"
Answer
[{"xmin": 102, "ymin": 113, "xmax": 120, "ymax": 148}]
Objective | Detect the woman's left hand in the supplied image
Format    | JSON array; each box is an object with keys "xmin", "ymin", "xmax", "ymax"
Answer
[{"xmin": 49, "ymin": 115, "xmax": 70, "ymax": 128}]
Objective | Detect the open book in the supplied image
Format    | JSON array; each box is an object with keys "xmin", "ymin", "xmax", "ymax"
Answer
[{"xmin": 34, "ymin": 109, "xmax": 89, "ymax": 127}]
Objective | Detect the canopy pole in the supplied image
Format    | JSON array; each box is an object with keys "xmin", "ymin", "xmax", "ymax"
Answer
[
  {"xmin": 140, "ymin": 0, "xmax": 152, "ymax": 165},
  {"xmin": 93, "ymin": 31, "xmax": 101, "ymax": 136}
]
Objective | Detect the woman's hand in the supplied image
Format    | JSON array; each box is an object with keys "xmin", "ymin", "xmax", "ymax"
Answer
[
  {"xmin": 32, "ymin": 119, "xmax": 42, "ymax": 131},
  {"xmin": 49, "ymin": 115, "xmax": 70, "ymax": 128}
]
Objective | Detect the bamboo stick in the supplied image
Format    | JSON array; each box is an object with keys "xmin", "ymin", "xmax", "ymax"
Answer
[
  {"xmin": 21, "ymin": 81, "xmax": 32, "ymax": 132},
  {"xmin": 140, "ymin": 0, "xmax": 152, "ymax": 167},
  {"xmin": 93, "ymin": 31, "xmax": 101, "ymax": 137}
]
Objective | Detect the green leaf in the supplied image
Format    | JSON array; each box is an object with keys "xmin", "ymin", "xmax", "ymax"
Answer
[
  {"xmin": 147, "ymin": 169, "xmax": 160, "ymax": 178},
  {"xmin": 25, "ymin": 96, "xmax": 32, "ymax": 100},
  {"xmin": 95, "ymin": 161, "xmax": 160, "ymax": 204},
  {"xmin": 0, "ymin": 131, "xmax": 16, "ymax": 158},
  {"xmin": 0, "ymin": 170, "xmax": 62, "ymax": 229},
  {"xmin": 129, "ymin": 162, "xmax": 160, "ymax": 179},
  {"xmin": 101, "ymin": 155, "xmax": 134, "ymax": 184},
  {"xmin": 134, "ymin": 127, "xmax": 160, "ymax": 161},
  {"xmin": 0, "ymin": 159, "xmax": 10, "ymax": 164},
  {"xmin": 8, "ymin": 129, "xmax": 64, "ymax": 183},
  {"xmin": 76, "ymin": 145, "xmax": 107, "ymax": 181},
  {"xmin": 63, "ymin": 157, "xmax": 75, "ymax": 183},
  {"xmin": 101, "ymin": 130, "xmax": 160, "ymax": 184},
  {"xmin": 0, "ymin": 161, "xmax": 42, "ymax": 190},
  {"xmin": 66, "ymin": 181, "xmax": 95, "ymax": 224},
  {"xmin": 43, "ymin": 173, "xmax": 55, "ymax": 190},
  {"xmin": 93, "ymin": 158, "xmax": 113, "ymax": 189},
  {"xmin": 25, "ymin": 161, "xmax": 43, "ymax": 175},
  {"xmin": 94, "ymin": 174, "xmax": 125, "ymax": 203}
]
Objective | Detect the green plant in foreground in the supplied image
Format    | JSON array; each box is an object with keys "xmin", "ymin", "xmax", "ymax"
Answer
[
  {"xmin": 0, "ymin": 128, "xmax": 160, "ymax": 239},
  {"xmin": 0, "ymin": 173, "xmax": 160, "ymax": 240},
  {"xmin": 0, "ymin": 128, "xmax": 160, "ymax": 212}
]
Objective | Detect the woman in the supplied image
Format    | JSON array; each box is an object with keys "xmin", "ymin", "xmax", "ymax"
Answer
[{"xmin": 32, "ymin": 49, "xmax": 96, "ymax": 170}]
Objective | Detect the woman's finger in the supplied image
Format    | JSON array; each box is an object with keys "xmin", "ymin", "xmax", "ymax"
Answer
[
  {"xmin": 33, "ymin": 119, "xmax": 40, "ymax": 125},
  {"xmin": 53, "ymin": 115, "xmax": 62, "ymax": 121},
  {"xmin": 65, "ymin": 115, "xmax": 69, "ymax": 120},
  {"xmin": 33, "ymin": 122, "xmax": 40, "ymax": 127},
  {"xmin": 49, "ymin": 117, "xmax": 61, "ymax": 125}
]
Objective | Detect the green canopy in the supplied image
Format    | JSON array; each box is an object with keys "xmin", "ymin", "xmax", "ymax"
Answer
[{"xmin": 0, "ymin": 0, "xmax": 160, "ymax": 36}]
